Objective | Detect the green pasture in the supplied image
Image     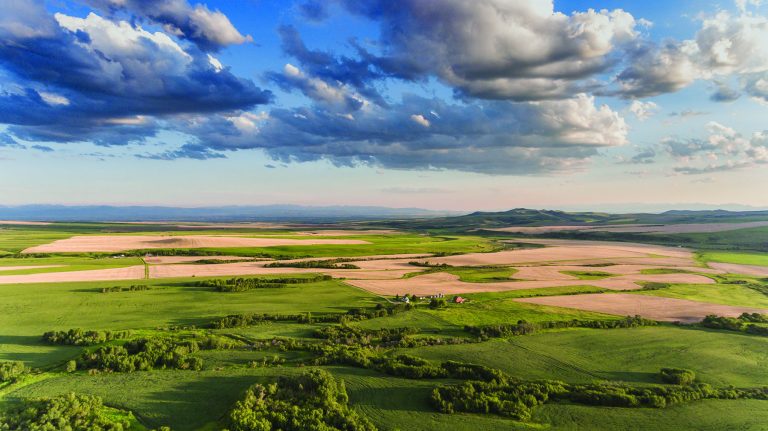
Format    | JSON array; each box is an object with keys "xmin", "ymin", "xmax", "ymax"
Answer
[{"xmin": 699, "ymin": 251, "xmax": 768, "ymax": 267}]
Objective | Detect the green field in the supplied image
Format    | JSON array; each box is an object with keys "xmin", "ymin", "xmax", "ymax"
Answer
[
  {"xmin": 699, "ymin": 251, "xmax": 768, "ymax": 267},
  {"xmin": 561, "ymin": 270, "xmax": 614, "ymax": 280},
  {"xmin": 2, "ymin": 223, "xmax": 768, "ymax": 430},
  {"xmin": 633, "ymin": 282, "xmax": 768, "ymax": 308}
]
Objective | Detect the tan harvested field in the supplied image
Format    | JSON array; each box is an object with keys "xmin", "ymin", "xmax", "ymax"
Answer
[
  {"xmin": 343, "ymin": 271, "xmax": 715, "ymax": 296},
  {"xmin": 431, "ymin": 240, "xmax": 694, "ymax": 267},
  {"xmin": 23, "ymin": 235, "xmax": 370, "ymax": 253},
  {"xmin": 0, "ymin": 265, "xmax": 64, "ymax": 272},
  {"xmin": 149, "ymin": 261, "xmax": 412, "ymax": 281},
  {"xmin": 0, "ymin": 239, "xmax": 721, "ymax": 290},
  {"xmin": 489, "ymin": 220, "xmax": 768, "ymax": 234},
  {"xmin": 0, "ymin": 265, "xmax": 145, "ymax": 285},
  {"xmin": 708, "ymin": 262, "xmax": 768, "ymax": 277},
  {"xmin": 516, "ymin": 293, "xmax": 768, "ymax": 323}
]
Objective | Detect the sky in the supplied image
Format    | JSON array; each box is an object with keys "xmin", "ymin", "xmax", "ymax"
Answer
[{"xmin": 1, "ymin": 0, "xmax": 767, "ymax": 211}]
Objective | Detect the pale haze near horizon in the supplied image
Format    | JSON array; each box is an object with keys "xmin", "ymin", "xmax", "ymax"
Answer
[{"xmin": 1, "ymin": 0, "xmax": 766, "ymax": 212}]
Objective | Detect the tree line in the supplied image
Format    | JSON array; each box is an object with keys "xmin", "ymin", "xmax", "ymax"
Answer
[
  {"xmin": 700, "ymin": 313, "xmax": 768, "ymax": 336},
  {"xmin": 432, "ymin": 368, "xmax": 768, "ymax": 421},
  {"xmin": 464, "ymin": 315, "xmax": 657, "ymax": 339},
  {"xmin": 187, "ymin": 275, "xmax": 332, "ymax": 292},
  {"xmin": 99, "ymin": 285, "xmax": 150, "ymax": 293},
  {"xmin": 42, "ymin": 328, "xmax": 132, "ymax": 346},
  {"xmin": 76, "ymin": 335, "xmax": 237, "ymax": 372},
  {"xmin": 265, "ymin": 258, "xmax": 360, "ymax": 269}
]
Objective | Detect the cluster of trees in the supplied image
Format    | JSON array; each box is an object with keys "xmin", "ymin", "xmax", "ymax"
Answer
[
  {"xmin": 465, "ymin": 316, "xmax": 657, "ymax": 339},
  {"xmin": 701, "ymin": 313, "xmax": 768, "ymax": 336},
  {"xmin": 432, "ymin": 375, "xmax": 768, "ymax": 421},
  {"xmin": 0, "ymin": 393, "xmax": 171, "ymax": 431},
  {"xmin": 100, "ymin": 285, "xmax": 150, "ymax": 293},
  {"xmin": 314, "ymin": 326, "xmax": 419, "ymax": 347},
  {"xmin": 224, "ymin": 369, "xmax": 377, "ymax": 431},
  {"xmin": 0, "ymin": 361, "xmax": 29, "ymax": 383},
  {"xmin": 76, "ymin": 336, "xmax": 226, "ymax": 372},
  {"xmin": 42, "ymin": 328, "xmax": 132, "ymax": 346},
  {"xmin": 188, "ymin": 275, "xmax": 332, "ymax": 292},
  {"xmin": 265, "ymin": 259, "xmax": 359, "ymax": 269},
  {"xmin": 248, "ymin": 355, "xmax": 286, "ymax": 368},
  {"xmin": 660, "ymin": 368, "xmax": 696, "ymax": 385}
]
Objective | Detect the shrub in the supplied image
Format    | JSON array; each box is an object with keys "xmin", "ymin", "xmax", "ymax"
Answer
[
  {"xmin": 660, "ymin": 368, "xmax": 696, "ymax": 385},
  {"xmin": 429, "ymin": 298, "xmax": 447, "ymax": 309}
]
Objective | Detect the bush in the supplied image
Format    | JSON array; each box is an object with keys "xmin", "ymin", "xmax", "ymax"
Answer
[
  {"xmin": 429, "ymin": 298, "xmax": 447, "ymax": 309},
  {"xmin": 660, "ymin": 368, "xmax": 696, "ymax": 385}
]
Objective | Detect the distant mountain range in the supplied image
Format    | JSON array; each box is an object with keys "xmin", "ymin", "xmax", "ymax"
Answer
[
  {"xmin": 0, "ymin": 205, "xmax": 461, "ymax": 222},
  {"xmin": 379, "ymin": 208, "xmax": 768, "ymax": 230}
]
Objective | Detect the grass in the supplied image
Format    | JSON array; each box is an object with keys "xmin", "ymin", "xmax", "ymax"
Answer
[
  {"xmin": 413, "ymin": 287, "xmax": 619, "ymax": 328},
  {"xmin": 639, "ymin": 268, "xmax": 692, "ymax": 275},
  {"xmin": 0, "ymin": 276, "xmax": 381, "ymax": 368},
  {"xmin": 9, "ymin": 363, "xmax": 768, "ymax": 431},
  {"xmin": 444, "ymin": 266, "xmax": 518, "ymax": 282},
  {"xmin": 404, "ymin": 326, "xmax": 768, "ymax": 387},
  {"xmin": 699, "ymin": 251, "xmax": 768, "ymax": 267},
  {"xmin": 2, "ymin": 224, "xmax": 768, "ymax": 430},
  {"xmin": 632, "ymin": 282, "xmax": 768, "ymax": 308},
  {"xmin": 561, "ymin": 270, "xmax": 614, "ymax": 280},
  {"xmin": 0, "ymin": 256, "xmax": 144, "ymax": 275}
]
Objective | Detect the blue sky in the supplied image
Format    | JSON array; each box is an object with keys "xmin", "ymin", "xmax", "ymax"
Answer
[{"xmin": 1, "ymin": 0, "xmax": 767, "ymax": 211}]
